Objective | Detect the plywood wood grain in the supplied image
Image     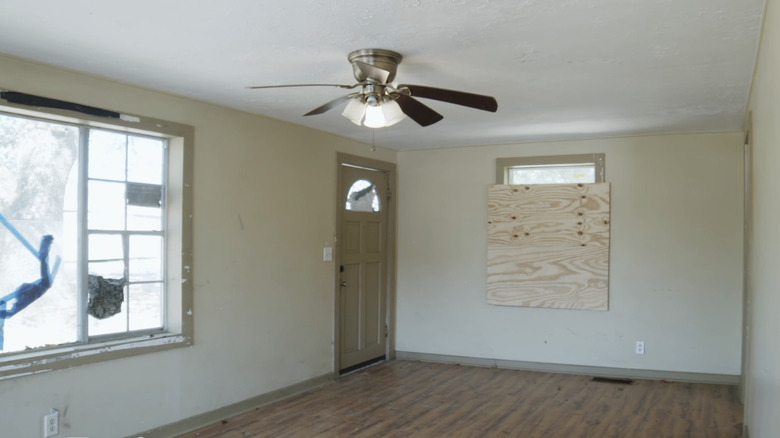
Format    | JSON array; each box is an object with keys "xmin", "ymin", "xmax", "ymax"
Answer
[{"xmin": 487, "ymin": 183, "xmax": 610, "ymax": 310}]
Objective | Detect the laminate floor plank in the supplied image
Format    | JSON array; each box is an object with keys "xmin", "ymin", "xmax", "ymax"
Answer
[{"xmin": 178, "ymin": 360, "xmax": 742, "ymax": 438}]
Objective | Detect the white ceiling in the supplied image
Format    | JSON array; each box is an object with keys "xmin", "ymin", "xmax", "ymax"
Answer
[{"xmin": 0, "ymin": 0, "xmax": 765, "ymax": 150}]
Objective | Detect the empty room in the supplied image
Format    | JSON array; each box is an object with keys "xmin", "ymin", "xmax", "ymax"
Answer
[{"xmin": 0, "ymin": 1, "xmax": 778, "ymax": 437}]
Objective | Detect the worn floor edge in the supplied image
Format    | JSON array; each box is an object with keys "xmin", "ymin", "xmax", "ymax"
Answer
[
  {"xmin": 127, "ymin": 373, "xmax": 335, "ymax": 438},
  {"xmin": 396, "ymin": 351, "xmax": 740, "ymax": 385}
]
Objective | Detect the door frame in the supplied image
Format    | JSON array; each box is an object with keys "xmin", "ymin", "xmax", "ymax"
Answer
[
  {"xmin": 334, "ymin": 153, "xmax": 397, "ymax": 374},
  {"xmin": 740, "ymin": 112, "xmax": 753, "ymax": 404}
]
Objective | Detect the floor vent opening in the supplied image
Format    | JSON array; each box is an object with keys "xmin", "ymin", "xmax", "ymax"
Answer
[{"xmin": 592, "ymin": 377, "xmax": 634, "ymax": 385}]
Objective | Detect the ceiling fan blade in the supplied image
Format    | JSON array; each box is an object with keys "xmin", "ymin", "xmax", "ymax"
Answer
[
  {"xmin": 398, "ymin": 84, "xmax": 498, "ymax": 112},
  {"xmin": 395, "ymin": 94, "xmax": 444, "ymax": 127},
  {"xmin": 246, "ymin": 83, "xmax": 359, "ymax": 90},
  {"xmin": 354, "ymin": 61, "xmax": 391, "ymax": 84},
  {"xmin": 303, "ymin": 94, "xmax": 356, "ymax": 116}
]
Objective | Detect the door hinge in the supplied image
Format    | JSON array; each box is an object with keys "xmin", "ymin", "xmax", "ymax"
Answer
[
  {"xmin": 387, "ymin": 187, "xmax": 392, "ymax": 201},
  {"xmin": 385, "ymin": 323, "xmax": 389, "ymax": 338}
]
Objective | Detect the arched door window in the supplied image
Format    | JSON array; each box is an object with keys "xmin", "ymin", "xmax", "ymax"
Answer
[{"xmin": 345, "ymin": 179, "xmax": 380, "ymax": 212}]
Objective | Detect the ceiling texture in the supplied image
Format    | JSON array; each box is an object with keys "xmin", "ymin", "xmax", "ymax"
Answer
[{"xmin": 0, "ymin": 0, "xmax": 766, "ymax": 150}]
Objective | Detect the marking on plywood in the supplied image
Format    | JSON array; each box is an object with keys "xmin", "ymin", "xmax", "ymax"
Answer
[{"xmin": 487, "ymin": 183, "xmax": 610, "ymax": 310}]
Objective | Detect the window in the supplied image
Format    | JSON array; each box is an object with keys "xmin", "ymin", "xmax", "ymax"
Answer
[
  {"xmin": 86, "ymin": 129, "xmax": 165, "ymax": 337},
  {"xmin": 0, "ymin": 95, "xmax": 192, "ymax": 378},
  {"xmin": 345, "ymin": 179, "xmax": 381, "ymax": 212},
  {"xmin": 496, "ymin": 154, "xmax": 605, "ymax": 184}
]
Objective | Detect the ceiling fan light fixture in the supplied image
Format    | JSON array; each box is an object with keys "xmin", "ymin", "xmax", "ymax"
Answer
[
  {"xmin": 341, "ymin": 98, "xmax": 366, "ymax": 125},
  {"xmin": 341, "ymin": 96, "xmax": 406, "ymax": 128},
  {"xmin": 363, "ymin": 104, "xmax": 386, "ymax": 128},
  {"xmin": 381, "ymin": 100, "xmax": 406, "ymax": 127}
]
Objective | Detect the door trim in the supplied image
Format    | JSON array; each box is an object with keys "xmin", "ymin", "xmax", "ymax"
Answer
[
  {"xmin": 740, "ymin": 112, "xmax": 753, "ymax": 404},
  {"xmin": 334, "ymin": 153, "xmax": 396, "ymax": 374}
]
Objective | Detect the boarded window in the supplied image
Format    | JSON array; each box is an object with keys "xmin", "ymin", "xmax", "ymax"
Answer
[{"xmin": 486, "ymin": 183, "xmax": 610, "ymax": 311}]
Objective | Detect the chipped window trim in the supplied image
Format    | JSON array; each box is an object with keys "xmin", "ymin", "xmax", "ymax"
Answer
[
  {"xmin": 0, "ymin": 332, "xmax": 191, "ymax": 381},
  {"xmin": 0, "ymin": 97, "xmax": 194, "ymax": 380}
]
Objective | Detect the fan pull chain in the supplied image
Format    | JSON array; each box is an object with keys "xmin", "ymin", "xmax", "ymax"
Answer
[{"xmin": 371, "ymin": 129, "xmax": 376, "ymax": 152}]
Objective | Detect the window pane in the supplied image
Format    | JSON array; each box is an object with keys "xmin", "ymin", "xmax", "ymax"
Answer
[
  {"xmin": 346, "ymin": 179, "xmax": 380, "ymax": 212},
  {"xmin": 129, "ymin": 235, "xmax": 163, "ymax": 282},
  {"xmin": 128, "ymin": 137, "xmax": 163, "ymax": 184},
  {"xmin": 89, "ymin": 234, "xmax": 123, "ymax": 261},
  {"xmin": 88, "ymin": 130, "xmax": 126, "ymax": 181},
  {"xmin": 127, "ymin": 205, "xmax": 162, "ymax": 231},
  {"xmin": 88, "ymin": 180, "xmax": 126, "ymax": 230},
  {"xmin": 508, "ymin": 165, "xmax": 595, "ymax": 184},
  {"xmin": 0, "ymin": 113, "xmax": 79, "ymax": 353},
  {"xmin": 88, "ymin": 260, "xmax": 125, "ymax": 279},
  {"xmin": 88, "ymin": 234, "xmax": 125, "ymax": 280},
  {"xmin": 89, "ymin": 299, "xmax": 127, "ymax": 336},
  {"xmin": 129, "ymin": 283, "xmax": 162, "ymax": 331}
]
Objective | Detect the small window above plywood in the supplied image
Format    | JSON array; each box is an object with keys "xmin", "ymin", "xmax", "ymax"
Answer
[{"xmin": 496, "ymin": 154, "xmax": 605, "ymax": 185}]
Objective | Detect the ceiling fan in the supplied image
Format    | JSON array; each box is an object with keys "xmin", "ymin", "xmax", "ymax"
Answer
[{"xmin": 247, "ymin": 49, "xmax": 498, "ymax": 128}]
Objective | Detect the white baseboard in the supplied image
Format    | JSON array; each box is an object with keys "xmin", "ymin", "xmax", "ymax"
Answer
[
  {"xmin": 127, "ymin": 373, "xmax": 335, "ymax": 438},
  {"xmin": 396, "ymin": 351, "xmax": 740, "ymax": 385}
]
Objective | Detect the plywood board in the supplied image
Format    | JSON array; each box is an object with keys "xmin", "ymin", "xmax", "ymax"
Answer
[{"xmin": 487, "ymin": 183, "xmax": 610, "ymax": 310}]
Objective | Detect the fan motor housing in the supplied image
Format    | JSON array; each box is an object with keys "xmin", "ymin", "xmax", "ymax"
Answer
[{"xmin": 348, "ymin": 49, "xmax": 403, "ymax": 83}]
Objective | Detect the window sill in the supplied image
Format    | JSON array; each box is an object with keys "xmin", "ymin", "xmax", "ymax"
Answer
[{"xmin": 0, "ymin": 332, "xmax": 192, "ymax": 381}]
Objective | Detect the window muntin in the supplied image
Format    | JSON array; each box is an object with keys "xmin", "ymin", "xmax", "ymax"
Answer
[{"xmin": 496, "ymin": 154, "xmax": 605, "ymax": 185}]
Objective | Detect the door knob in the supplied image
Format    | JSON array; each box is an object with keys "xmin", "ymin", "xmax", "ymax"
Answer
[{"xmin": 340, "ymin": 281, "xmax": 348, "ymax": 287}]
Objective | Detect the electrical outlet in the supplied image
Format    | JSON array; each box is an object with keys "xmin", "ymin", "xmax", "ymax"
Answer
[
  {"xmin": 636, "ymin": 340, "xmax": 645, "ymax": 355},
  {"xmin": 43, "ymin": 409, "xmax": 58, "ymax": 437}
]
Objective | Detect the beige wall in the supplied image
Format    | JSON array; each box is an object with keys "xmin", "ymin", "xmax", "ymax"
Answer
[
  {"xmin": 744, "ymin": 0, "xmax": 780, "ymax": 436},
  {"xmin": 0, "ymin": 54, "xmax": 395, "ymax": 437},
  {"xmin": 396, "ymin": 132, "xmax": 744, "ymax": 375}
]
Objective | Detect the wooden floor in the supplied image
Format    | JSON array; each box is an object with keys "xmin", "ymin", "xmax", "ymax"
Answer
[{"xmin": 179, "ymin": 360, "xmax": 743, "ymax": 438}]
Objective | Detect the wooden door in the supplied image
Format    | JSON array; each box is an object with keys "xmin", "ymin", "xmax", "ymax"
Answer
[{"xmin": 338, "ymin": 164, "xmax": 388, "ymax": 371}]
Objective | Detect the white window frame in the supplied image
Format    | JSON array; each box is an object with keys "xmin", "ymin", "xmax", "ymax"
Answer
[
  {"xmin": 496, "ymin": 153, "xmax": 605, "ymax": 184},
  {"xmin": 82, "ymin": 128, "xmax": 168, "ymax": 339},
  {"xmin": 0, "ymin": 95, "xmax": 193, "ymax": 380}
]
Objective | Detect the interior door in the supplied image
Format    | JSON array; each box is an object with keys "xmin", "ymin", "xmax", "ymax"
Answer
[{"xmin": 339, "ymin": 164, "xmax": 388, "ymax": 371}]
